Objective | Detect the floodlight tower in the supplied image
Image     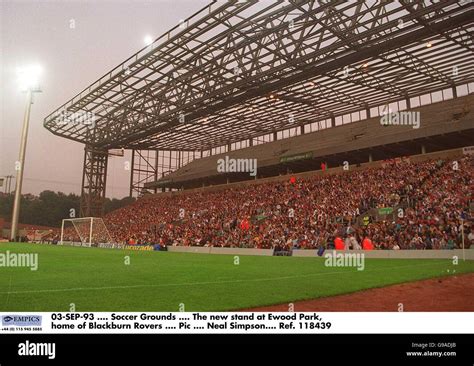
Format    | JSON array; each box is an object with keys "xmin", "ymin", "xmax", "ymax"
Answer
[{"xmin": 10, "ymin": 65, "xmax": 42, "ymax": 241}]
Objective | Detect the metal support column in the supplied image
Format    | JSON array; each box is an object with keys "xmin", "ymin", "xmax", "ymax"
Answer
[{"xmin": 80, "ymin": 146, "xmax": 108, "ymax": 217}]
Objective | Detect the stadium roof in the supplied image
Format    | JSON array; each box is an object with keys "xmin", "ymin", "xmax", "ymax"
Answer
[{"xmin": 44, "ymin": 0, "xmax": 474, "ymax": 151}]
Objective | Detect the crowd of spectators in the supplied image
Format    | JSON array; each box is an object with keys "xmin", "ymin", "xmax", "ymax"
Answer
[{"xmin": 104, "ymin": 155, "xmax": 473, "ymax": 251}]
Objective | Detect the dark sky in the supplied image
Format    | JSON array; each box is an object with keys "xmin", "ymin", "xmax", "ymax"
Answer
[{"xmin": 0, "ymin": 0, "xmax": 209, "ymax": 198}]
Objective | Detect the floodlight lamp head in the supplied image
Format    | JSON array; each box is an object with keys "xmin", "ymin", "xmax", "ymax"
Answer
[
  {"xmin": 17, "ymin": 65, "xmax": 43, "ymax": 92},
  {"xmin": 144, "ymin": 35, "xmax": 153, "ymax": 46}
]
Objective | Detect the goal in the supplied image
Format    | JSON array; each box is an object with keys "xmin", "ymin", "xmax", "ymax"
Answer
[{"xmin": 60, "ymin": 217, "xmax": 114, "ymax": 247}]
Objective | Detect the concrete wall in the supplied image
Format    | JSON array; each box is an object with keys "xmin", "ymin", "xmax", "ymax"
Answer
[
  {"xmin": 152, "ymin": 93, "xmax": 474, "ymax": 186},
  {"xmin": 293, "ymin": 249, "xmax": 474, "ymax": 260},
  {"xmin": 167, "ymin": 246, "xmax": 474, "ymax": 260},
  {"xmin": 167, "ymin": 246, "xmax": 273, "ymax": 256}
]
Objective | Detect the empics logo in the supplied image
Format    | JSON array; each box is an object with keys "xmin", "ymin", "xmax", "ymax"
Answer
[
  {"xmin": 2, "ymin": 315, "xmax": 42, "ymax": 327},
  {"xmin": 2, "ymin": 316, "xmax": 14, "ymax": 324},
  {"xmin": 18, "ymin": 341, "xmax": 55, "ymax": 360},
  {"xmin": 217, "ymin": 156, "xmax": 258, "ymax": 177}
]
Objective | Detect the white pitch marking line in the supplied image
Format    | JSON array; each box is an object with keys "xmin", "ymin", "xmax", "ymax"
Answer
[{"xmin": 0, "ymin": 261, "xmax": 452, "ymax": 295}]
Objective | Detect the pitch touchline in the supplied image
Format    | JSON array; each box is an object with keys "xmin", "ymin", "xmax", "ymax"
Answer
[{"xmin": 0, "ymin": 261, "xmax": 451, "ymax": 295}]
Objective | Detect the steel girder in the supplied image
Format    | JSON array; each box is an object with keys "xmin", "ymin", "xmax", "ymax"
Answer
[
  {"xmin": 129, "ymin": 149, "xmax": 159, "ymax": 197},
  {"xmin": 44, "ymin": 0, "xmax": 474, "ymax": 152},
  {"xmin": 80, "ymin": 147, "xmax": 108, "ymax": 217},
  {"xmin": 129, "ymin": 149, "xmax": 198, "ymax": 197}
]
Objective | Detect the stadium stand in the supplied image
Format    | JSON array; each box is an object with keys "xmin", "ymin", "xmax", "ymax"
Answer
[
  {"xmin": 104, "ymin": 152, "xmax": 473, "ymax": 252},
  {"xmin": 146, "ymin": 94, "xmax": 474, "ymax": 190}
]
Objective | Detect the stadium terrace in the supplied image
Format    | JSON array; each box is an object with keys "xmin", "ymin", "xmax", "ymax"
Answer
[{"xmin": 99, "ymin": 154, "xmax": 473, "ymax": 252}]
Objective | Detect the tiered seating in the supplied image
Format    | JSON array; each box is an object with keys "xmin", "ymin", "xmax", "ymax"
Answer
[{"xmin": 105, "ymin": 154, "xmax": 473, "ymax": 250}]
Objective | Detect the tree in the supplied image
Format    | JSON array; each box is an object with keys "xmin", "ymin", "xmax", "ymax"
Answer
[{"xmin": 0, "ymin": 191, "xmax": 135, "ymax": 227}]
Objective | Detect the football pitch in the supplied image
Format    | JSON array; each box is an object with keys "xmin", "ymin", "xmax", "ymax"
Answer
[{"xmin": 0, "ymin": 243, "xmax": 473, "ymax": 312}]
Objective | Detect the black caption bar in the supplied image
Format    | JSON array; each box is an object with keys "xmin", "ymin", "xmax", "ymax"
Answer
[{"xmin": 0, "ymin": 334, "xmax": 473, "ymax": 363}]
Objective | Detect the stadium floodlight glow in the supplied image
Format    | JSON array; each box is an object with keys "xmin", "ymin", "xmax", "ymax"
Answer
[
  {"xmin": 144, "ymin": 35, "xmax": 153, "ymax": 46},
  {"xmin": 17, "ymin": 65, "xmax": 42, "ymax": 92},
  {"xmin": 10, "ymin": 65, "xmax": 42, "ymax": 241}
]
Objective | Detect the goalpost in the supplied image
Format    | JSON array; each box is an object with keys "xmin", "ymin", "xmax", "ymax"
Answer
[{"xmin": 60, "ymin": 217, "xmax": 114, "ymax": 247}]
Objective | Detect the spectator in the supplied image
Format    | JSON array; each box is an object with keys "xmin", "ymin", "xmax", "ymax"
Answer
[{"xmin": 102, "ymin": 155, "xmax": 473, "ymax": 251}]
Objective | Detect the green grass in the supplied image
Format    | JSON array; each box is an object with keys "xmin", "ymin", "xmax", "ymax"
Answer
[{"xmin": 0, "ymin": 243, "xmax": 473, "ymax": 311}]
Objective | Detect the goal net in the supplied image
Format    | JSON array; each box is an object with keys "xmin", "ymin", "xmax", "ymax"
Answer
[{"xmin": 60, "ymin": 217, "xmax": 113, "ymax": 247}]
